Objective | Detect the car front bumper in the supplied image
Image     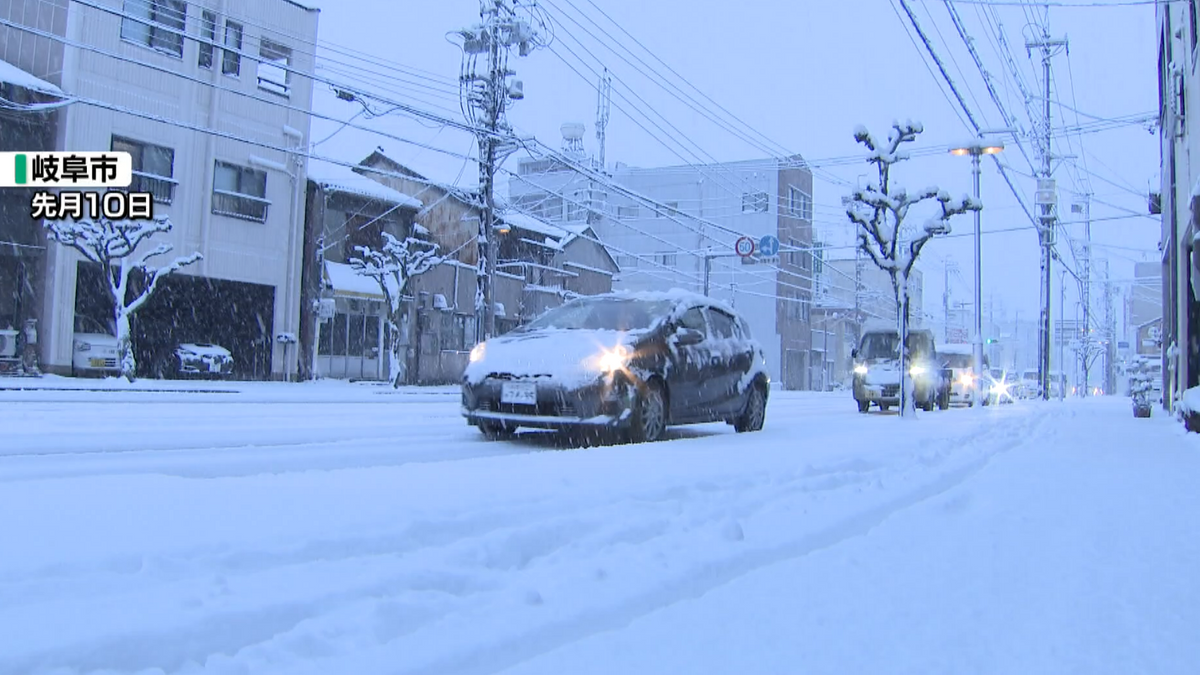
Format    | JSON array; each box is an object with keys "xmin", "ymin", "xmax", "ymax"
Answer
[
  {"xmin": 853, "ymin": 379, "xmax": 937, "ymax": 405},
  {"xmin": 462, "ymin": 374, "xmax": 636, "ymax": 431}
]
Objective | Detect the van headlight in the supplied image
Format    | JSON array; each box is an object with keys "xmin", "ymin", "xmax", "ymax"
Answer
[
  {"xmin": 853, "ymin": 364, "xmax": 868, "ymax": 376},
  {"xmin": 909, "ymin": 365, "xmax": 926, "ymax": 377},
  {"xmin": 469, "ymin": 342, "xmax": 486, "ymax": 363}
]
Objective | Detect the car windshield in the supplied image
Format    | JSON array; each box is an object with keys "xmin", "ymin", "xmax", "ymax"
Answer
[
  {"xmin": 518, "ymin": 298, "xmax": 675, "ymax": 332},
  {"xmin": 859, "ymin": 332, "xmax": 900, "ymax": 359}
]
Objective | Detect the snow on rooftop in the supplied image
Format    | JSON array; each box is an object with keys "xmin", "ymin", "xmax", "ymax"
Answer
[
  {"xmin": 323, "ymin": 261, "xmax": 386, "ymax": 300},
  {"xmin": 307, "ymin": 161, "xmax": 422, "ymax": 209},
  {"xmin": 498, "ymin": 210, "xmax": 568, "ymax": 241},
  {"xmin": 0, "ymin": 59, "xmax": 61, "ymax": 95}
]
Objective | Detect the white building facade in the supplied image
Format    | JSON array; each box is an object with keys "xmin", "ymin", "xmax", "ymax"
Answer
[
  {"xmin": 1, "ymin": 0, "xmax": 319, "ymax": 378},
  {"xmin": 509, "ymin": 146, "xmax": 817, "ymax": 388}
]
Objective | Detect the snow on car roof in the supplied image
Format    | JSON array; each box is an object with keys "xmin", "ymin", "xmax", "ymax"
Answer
[{"xmin": 598, "ymin": 288, "xmax": 738, "ymax": 316}]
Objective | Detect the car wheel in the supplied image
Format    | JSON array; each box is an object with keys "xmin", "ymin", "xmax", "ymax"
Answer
[
  {"xmin": 856, "ymin": 399, "xmax": 870, "ymax": 413},
  {"xmin": 880, "ymin": 404, "xmax": 891, "ymax": 412},
  {"xmin": 478, "ymin": 420, "xmax": 517, "ymax": 440},
  {"xmin": 735, "ymin": 383, "xmax": 767, "ymax": 432},
  {"xmin": 921, "ymin": 399, "xmax": 934, "ymax": 412},
  {"xmin": 629, "ymin": 380, "xmax": 667, "ymax": 443}
]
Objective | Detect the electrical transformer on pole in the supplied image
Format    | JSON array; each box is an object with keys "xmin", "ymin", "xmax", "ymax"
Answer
[{"xmin": 455, "ymin": 0, "xmax": 544, "ymax": 345}]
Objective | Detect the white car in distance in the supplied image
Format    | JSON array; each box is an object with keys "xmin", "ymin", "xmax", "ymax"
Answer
[{"xmin": 72, "ymin": 316, "xmax": 120, "ymax": 377}]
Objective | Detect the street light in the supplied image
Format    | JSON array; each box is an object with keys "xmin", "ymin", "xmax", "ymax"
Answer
[{"xmin": 949, "ymin": 136, "xmax": 1006, "ymax": 408}]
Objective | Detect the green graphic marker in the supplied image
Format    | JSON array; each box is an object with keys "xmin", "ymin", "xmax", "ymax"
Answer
[{"xmin": 14, "ymin": 154, "xmax": 27, "ymax": 185}]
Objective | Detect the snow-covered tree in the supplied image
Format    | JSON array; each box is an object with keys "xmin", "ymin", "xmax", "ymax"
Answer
[
  {"xmin": 348, "ymin": 232, "xmax": 440, "ymax": 387},
  {"xmin": 44, "ymin": 215, "xmax": 202, "ymax": 382},
  {"xmin": 846, "ymin": 121, "xmax": 980, "ymax": 417}
]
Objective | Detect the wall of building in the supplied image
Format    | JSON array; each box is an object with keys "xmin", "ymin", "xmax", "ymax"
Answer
[
  {"xmin": 1158, "ymin": 1, "xmax": 1196, "ymax": 406},
  {"xmin": 17, "ymin": 0, "xmax": 318, "ymax": 377}
]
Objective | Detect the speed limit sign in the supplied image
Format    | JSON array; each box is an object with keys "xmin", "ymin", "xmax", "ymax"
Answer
[{"xmin": 735, "ymin": 236, "xmax": 755, "ymax": 258}]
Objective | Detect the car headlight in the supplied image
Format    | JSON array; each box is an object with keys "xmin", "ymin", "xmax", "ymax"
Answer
[
  {"xmin": 853, "ymin": 364, "xmax": 868, "ymax": 376},
  {"xmin": 909, "ymin": 365, "xmax": 926, "ymax": 377},
  {"xmin": 958, "ymin": 373, "xmax": 975, "ymax": 387},
  {"xmin": 75, "ymin": 342, "xmax": 91, "ymax": 352},
  {"xmin": 990, "ymin": 381, "xmax": 1010, "ymax": 396},
  {"xmin": 593, "ymin": 344, "xmax": 631, "ymax": 373},
  {"xmin": 469, "ymin": 342, "xmax": 486, "ymax": 363}
]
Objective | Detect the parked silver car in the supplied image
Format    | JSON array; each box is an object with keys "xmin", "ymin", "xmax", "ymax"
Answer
[{"xmin": 173, "ymin": 342, "xmax": 235, "ymax": 378}]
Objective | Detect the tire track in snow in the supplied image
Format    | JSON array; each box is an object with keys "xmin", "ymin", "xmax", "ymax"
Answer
[
  {"xmin": 394, "ymin": 409, "xmax": 1053, "ymax": 675},
  {"xmin": 1, "ymin": 401, "xmax": 1041, "ymax": 674}
]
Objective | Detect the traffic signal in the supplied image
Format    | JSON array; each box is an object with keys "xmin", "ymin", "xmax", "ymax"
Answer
[{"xmin": 985, "ymin": 338, "xmax": 997, "ymax": 344}]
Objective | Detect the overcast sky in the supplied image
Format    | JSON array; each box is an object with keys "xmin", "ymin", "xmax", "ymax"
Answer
[{"xmin": 308, "ymin": 0, "xmax": 1159, "ymax": 325}]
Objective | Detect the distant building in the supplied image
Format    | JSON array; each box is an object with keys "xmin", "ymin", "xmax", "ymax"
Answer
[
  {"xmin": 508, "ymin": 128, "xmax": 817, "ymax": 389},
  {"xmin": 304, "ymin": 151, "xmax": 619, "ymax": 385},
  {"xmin": 1, "ymin": 0, "xmax": 321, "ymax": 379},
  {"xmin": 1128, "ymin": 260, "xmax": 1162, "ymax": 357}
]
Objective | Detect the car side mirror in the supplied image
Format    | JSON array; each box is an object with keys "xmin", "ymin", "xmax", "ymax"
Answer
[
  {"xmin": 850, "ymin": 348, "xmax": 858, "ymax": 359},
  {"xmin": 675, "ymin": 327, "xmax": 704, "ymax": 346}
]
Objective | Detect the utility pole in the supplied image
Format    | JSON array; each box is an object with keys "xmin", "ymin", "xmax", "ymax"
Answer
[
  {"xmin": 943, "ymin": 259, "xmax": 953, "ymax": 343},
  {"xmin": 1103, "ymin": 259, "xmax": 1116, "ymax": 395},
  {"xmin": 595, "ymin": 68, "xmax": 611, "ymax": 173},
  {"xmin": 1027, "ymin": 31, "xmax": 1068, "ymax": 401},
  {"xmin": 1079, "ymin": 194, "xmax": 1092, "ymax": 397},
  {"xmin": 588, "ymin": 68, "xmax": 612, "ymax": 228},
  {"xmin": 1059, "ymin": 269, "xmax": 1066, "ymax": 401},
  {"xmin": 456, "ymin": 0, "xmax": 538, "ymax": 345}
]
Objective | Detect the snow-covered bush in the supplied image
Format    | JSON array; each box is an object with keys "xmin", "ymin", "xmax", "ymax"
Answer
[
  {"xmin": 348, "ymin": 232, "xmax": 440, "ymax": 387},
  {"xmin": 44, "ymin": 215, "xmax": 201, "ymax": 382},
  {"xmin": 845, "ymin": 121, "xmax": 979, "ymax": 417}
]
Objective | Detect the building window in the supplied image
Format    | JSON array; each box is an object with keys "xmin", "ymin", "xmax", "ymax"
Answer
[
  {"xmin": 257, "ymin": 39, "xmax": 292, "ymax": 96},
  {"xmin": 111, "ymin": 136, "xmax": 176, "ymax": 204},
  {"xmin": 120, "ymin": 0, "xmax": 187, "ymax": 57},
  {"xmin": 617, "ymin": 204, "xmax": 639, "ymax": 218},
  {"xmin": 788, "ymin": 186, "xmax": 812, "ymax": 220},
  {"xmin": 222, "ymin": 21, "xmax": 243, "ymax": 76},
  {"xmin": 657, "ymin": 251, "xmax": 677, "ymax": 267},
  {"xmin": 212, "ymin": 161, "xmax": 269, "ymax": 222},
  {"xmin": 742, "ymin": 191, "xmax": 768, "ymax": 213},
  {"xmin": 198, "ymin": 10, "xmax": 216, "ymax": 69},
  {"xmin": 616, "ymin": 254, "xmax": 638, "ymax": 269}
]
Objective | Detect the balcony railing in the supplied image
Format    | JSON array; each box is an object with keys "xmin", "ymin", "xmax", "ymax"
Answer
[
  {"xmin": 212, "ymin": 189, "xmax": 270, "ymax": 223},
  {"xmin": 129, "ymin": 171, "xmax": 177, "ymax": 204}
]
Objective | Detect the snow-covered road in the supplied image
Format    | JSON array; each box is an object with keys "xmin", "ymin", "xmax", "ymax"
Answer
[{"xmin": 1, "ymin": 386, "xmax": 1196, "ymax": 675}]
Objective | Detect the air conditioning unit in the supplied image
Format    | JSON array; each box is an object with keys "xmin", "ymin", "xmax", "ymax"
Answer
[{"xmin": 0, "ymin": 329, "xmax": 18, "ymax": 358}]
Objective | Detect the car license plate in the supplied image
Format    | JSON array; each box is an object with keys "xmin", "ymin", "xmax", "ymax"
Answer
[
  {"xmin": 89, "ymin": 358, "xmax": 106, "ymax": 368},
  {"xmin": 501, "ymin": 381, "xmax": 537, "ymax": 405}
]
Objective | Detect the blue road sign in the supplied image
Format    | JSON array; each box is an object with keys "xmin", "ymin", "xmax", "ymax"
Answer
[{"xmin": 759, "ymin": 235, "xmax": 780, "ymax": 257}]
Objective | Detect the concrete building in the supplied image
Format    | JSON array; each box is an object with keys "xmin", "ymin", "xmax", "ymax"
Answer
[
  {"xmin": 0, "ymin": 61, "xmax": 59, "ymax": 373},
  {"xmin": 1, "ymin": 0, "xmax": 321, "ymax": 379},
  {"xmin": 1155, "ymin": 1, "xmax": 1199, "ymax": 408},
  {"xmin": 509, "ymin": 139, "xmax": 817, "ymax": 389}
]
